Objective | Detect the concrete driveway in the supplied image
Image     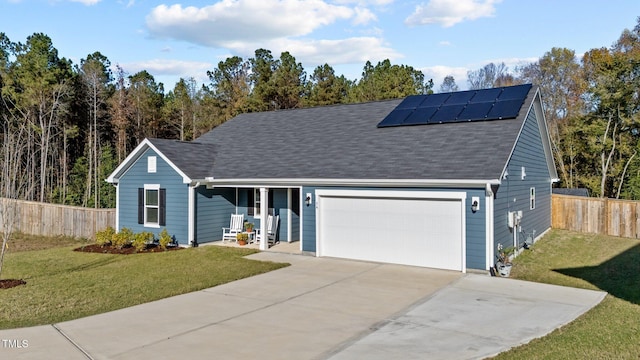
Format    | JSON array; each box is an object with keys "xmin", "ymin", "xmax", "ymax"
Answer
[{"xmin": 0, "ymin": 252, "xmax": 605, "ymax": 360}]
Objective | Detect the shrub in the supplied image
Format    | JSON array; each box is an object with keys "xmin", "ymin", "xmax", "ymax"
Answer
[
  {"xmin": 112, "ymin": 227, "xmax": 134, "ymax": 249},
  {"xmin": 132, "ymin": 231, "xmax": 153, "ymax": 252},
  {"xmin": 95, "ymin": 227, "xmax": 115, "ymax": 247},
  {"xmin": 158, "ymin": 228, "xmax": 172, "ymax": 250}
]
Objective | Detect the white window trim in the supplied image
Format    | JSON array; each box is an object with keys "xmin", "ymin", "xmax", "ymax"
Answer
[
  {"xmin": 144, "ymin": 184, "xmax": 161, "ymax": 228},
  {"xmin": 530, "ymin": 187, "xmax": 536, "ymax": 210},
  {"xmin": 254, "ymin": 188, "xmax": 261, "ymax": 219},
  {"xmin": 147, "ymin": 156, "xmax": 157, "ymax": 173}
]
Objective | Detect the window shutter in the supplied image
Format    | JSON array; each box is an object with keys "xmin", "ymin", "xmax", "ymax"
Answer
[
  {"xmin": 268, "ymin": 190, "xmax": 274, "ymax": 215},
  {"xmin": 159, "ymin": 188, "xmax": 166, "ymax": 226},
  {"xmin": 138, "ymin": 188, "xmax": 144, "ymax": 224},
  {"xmin": 247, "ymin": 189, "xmax": 254, "ymax": 216}
]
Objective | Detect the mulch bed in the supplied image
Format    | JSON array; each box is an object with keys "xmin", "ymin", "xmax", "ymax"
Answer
[
  {"xmin": 0, "ymin": 279, "xmax": 26, "ymax": 289},
  {"xmin": 73, "ymin": 244, "xmax": 184, "ymax": 255}
]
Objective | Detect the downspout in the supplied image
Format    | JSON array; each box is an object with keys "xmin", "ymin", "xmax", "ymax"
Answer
[
  {"xmin": 486, "ymin": 183, "xmax": 495, "ymax": 270},
  {"xmin": 188, "ymin": 182, "xmax": 199, "ymax": 247}
]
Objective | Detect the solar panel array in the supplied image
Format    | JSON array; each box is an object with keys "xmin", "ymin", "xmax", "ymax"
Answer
[{"xmin": 377, "ymin": 84, "xmax": 532, "ymax": 128}]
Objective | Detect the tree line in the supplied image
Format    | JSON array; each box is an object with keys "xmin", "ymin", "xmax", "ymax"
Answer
[{"xmin": 1, "ymin": 17, "xmax": 640, "ymax": 209}]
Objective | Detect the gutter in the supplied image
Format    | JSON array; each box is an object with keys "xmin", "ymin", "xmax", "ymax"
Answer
[{"xmin": 193, "ymin": 177, "xmax": 502, "ymax": 188}]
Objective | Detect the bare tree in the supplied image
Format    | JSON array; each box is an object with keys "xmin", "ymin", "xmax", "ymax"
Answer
[{"xmin": 0, "ymin": 120, "xmax": 28, "ymax": 279}]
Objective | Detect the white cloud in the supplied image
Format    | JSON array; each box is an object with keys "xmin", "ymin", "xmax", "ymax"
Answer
[
  {"xmin": 146, "ymin": 0, "xmax": 354, "ymax": 47},
  {"xmin": 420, "ymin": 65, "xmax": 468, "ymax": 90},
  {"xmin": 405, "ymin": 0, "xmax": 501, "ymax": 27},
  {"xmin": 422, "ymin": 56, "xmax": 539, "ymax": 91},
  {"xmin": 226, "ymin": 36, "xmax": 401, "ymax": 69},
  {"xmin": 352, "ymin": 7, "xmax": 377, "ymax": 25},
  {"xmin": 144, "ymin": 0, "xmax": 400, "ymax": 77},
  {"xmin": 119, "ymin": 59, "xmax": 213, "ymax": 86},
  {"xmin": 439, "ymin": 40, "xmax": 451, "ymax": 46}
]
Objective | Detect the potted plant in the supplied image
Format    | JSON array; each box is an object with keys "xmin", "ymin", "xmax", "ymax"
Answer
[
  {"xmin": 496, "ymin": 243, "xmax": 515, "ymax": 277},
  {"xmin": 244, "ymin": 222, "xmax": 254, "ymax": 233},
  {"xmin": 236, "ymin": 232, "xmax": 249, "ymax": 246}
]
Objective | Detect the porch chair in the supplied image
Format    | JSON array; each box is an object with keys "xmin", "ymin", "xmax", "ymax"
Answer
[
  {"xmin": 256, "ymin": 214, "xmax": 279, "ymax": 245},
  {"xmin": 222, "ymin": 213, "xmax": 244, "ymax": 242}
]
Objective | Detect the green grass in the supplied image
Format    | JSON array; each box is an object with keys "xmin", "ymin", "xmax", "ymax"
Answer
[
  {"xmin": 491, "ymin": 229, "xmax": 640, "ymax": 359},
  {"xmin": 0, "ymin": 236, "xmax": 288, "ymax": 329}
]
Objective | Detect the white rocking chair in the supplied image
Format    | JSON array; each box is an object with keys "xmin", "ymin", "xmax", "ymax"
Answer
[
  {"xmin": 222, "ymin": 214, "xmax": 244, "ymax": 242},
  {"xmin": 256, "ymin": 214, "xmax": 279, "ymax": 245}
]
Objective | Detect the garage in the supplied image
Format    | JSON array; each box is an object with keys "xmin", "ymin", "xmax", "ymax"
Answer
[{"xmin": 315, "ymin": 190, "xmax": 466, "ymax": 271}]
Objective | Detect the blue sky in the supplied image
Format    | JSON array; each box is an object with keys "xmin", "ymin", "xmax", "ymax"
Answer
[{"xmin": 2, "ymin": 0, "xmax": 639, "ymax": 92}]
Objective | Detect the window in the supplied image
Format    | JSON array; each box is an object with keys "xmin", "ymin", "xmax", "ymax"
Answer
[
  {"xmin": 138, "ymin": 185, "xmax": 165, "ymax": 227},
  {"xmin": 254, "ymin": 188, "xmax": 261, "ymax": 217},
  {"xmin": 530, "ymin": 187, "xmax": 536, "ymax": 210},
  {"xmin": 148, "ymin": 156, "xmax": 156, "ymax": 173}
]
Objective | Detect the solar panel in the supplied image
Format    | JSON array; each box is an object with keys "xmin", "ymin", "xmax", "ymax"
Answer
[
  {"xmin": 457, "ymin": 102, "xmax": 495, "ymax": 121},
  {"xmin": 420, "ymin": 93, "xmax": 451, "ymax": 107},
  {"xmin": 403, "ymin": 107, "xmax": 439, "ymax": 125},
  {"xmin": 444, "ymin": 90, "xmax": 476, "ymax": 105},
  {"xmin": 498, "ymin": 84, "xmax": 532, "ymax": 100},
  {"xmin": 377, "ymin": 84, "xmax": 533, "ymax": 128},
  {"xmin": 396, "ymin": 95, "xmax": 426, "ymax": 109},
  {"xmin": 377, "ymin": 108, "xmax": 413, "ymax": 127},
  {"xmin": 430, "ymin": 104, "xmax": 465, "ymax": 123},
  {"xmin": 469, "ymin": 88, "xmax": 502, "ymax": 102},
  {"xmin": 486, "ymin": 99, "xmax": 523, "ymax": 119}
]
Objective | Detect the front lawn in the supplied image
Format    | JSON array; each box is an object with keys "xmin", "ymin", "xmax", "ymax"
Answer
[
  {"xmin": 492, "ymin": 229, "xmax": 640, "ymax": 359},
  {"xmin": 0, "ymin": 235, "xmax": 288, "ymax": 329}
]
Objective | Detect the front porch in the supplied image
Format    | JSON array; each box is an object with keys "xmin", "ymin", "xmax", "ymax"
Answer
[
  {"xmin": 207, "ymin": 239, "xmax": 302, "ymax": 255},
  {"xmin": 193, "ymin": 186, "xmax": 301, "ymax": 250}
]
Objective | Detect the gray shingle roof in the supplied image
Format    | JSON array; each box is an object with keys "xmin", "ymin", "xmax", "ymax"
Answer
[
  {"xmin": 146, "ymin": 138, "xmax": 217, "ymax": 180},
  {"xmin": 191, "ymin": 85, "xmax": 536, "ymax": 181}
]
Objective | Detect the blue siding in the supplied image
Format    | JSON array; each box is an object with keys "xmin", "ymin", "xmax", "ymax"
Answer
[
  {"xmin": 301, "ymin": 186, "xmax": 486, "ymax": 270},
  {"xmin": 494, "ymin": 106, "xmax": 552, "ymax": 257},
  {"xmin": 290, "ymin": 189, "xmax": 301, "ymax": 241},
  {"xmin": 118, "ymin": 148, "xmax": 188, "ymax": 244},
  {"xmin": 195, "ymin": 187, "xmax": 235, "ymax": 243},
  {"xmin": 272, "ymin": 189, "xmax": 287, "ymax": 241}
]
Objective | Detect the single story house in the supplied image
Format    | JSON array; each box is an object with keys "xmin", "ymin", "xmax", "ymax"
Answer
[{"xmin": 106, "ymin": 83, "xmax": 558, "ymax": 272}]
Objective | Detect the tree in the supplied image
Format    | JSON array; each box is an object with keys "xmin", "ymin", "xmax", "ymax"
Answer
[
  {"xmin": 351, "ymin": 59, "xmax": 432, "ymax": 102},
  {"xmin": 270, "ymin": 51, "xmax": 307, "ymax": 109},
  {"xmin": 0, "ymin": 114, "xmax": 28, "ymax": 279},
  {"xmin": 164, "ymin": 78, "xmax": 195, "ymax": 141},
  {"xmin": 576, "ymin": 21, "xmax": 640, "ymax": 198},
  {"xmin": 467, "ymin": 62, "xmax": 509, "ymax": 90},
  {"xmin": 517, "ymin": 48, "xmax": 586, "ymax": 188},
  {"xmin": 207, "ymin": 56, "xmax": 251, "ymax": 122},
  {"xmin": 79, "ymin": 52, "xmax": 113, "ymax": 208},
  {"xmin": 438, "ymin": 75, "xmax": 459, "ymax": 93},
  {"xmin": 6, "ymin": 33, "xmax": 74, "ymax": 202},
  {"xmin": 248, "ymin": 48, "xmax": 277, "ymax": 111},
  {"xmin": 306, "ymin": 63, "xmax": 352, "ymax": 106},
  {"xmin": 129, "ymin": 70, "xmax": 164, "ymax": 142},
  {"xmin": 109, "ymin": 65, "xmax": 132, "ymax": 162}
]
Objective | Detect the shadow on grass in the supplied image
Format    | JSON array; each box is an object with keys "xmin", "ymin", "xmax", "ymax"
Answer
[{"xmin": 554, "ymin": 244, "xmax": 640, "ymax": 305}]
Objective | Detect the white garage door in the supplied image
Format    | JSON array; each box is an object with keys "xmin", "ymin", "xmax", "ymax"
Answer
[{"xmin": 317, "ymin": 190, "xmax": 465, "ymax": 271}]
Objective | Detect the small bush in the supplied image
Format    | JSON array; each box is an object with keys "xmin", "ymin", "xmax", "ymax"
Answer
[
  {"xmin": 112, "ymin": 227, "xmax": 134, "ymax": 249},
  {"xmin": 158, "ymin": 228, "xmax": 172, "ymax": 250},
  {"xmin": 132, "ymin": 231, "xmax": 153, "ymax": 252},
  {"xmin": 95, "ymin": 227, "xmax": 115, "ymax": 247}
]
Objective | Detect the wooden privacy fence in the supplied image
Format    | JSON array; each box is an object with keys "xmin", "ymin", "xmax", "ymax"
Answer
[
  {"xmin": 552, "ymin": 194, "xmax": 640, "ymax": 239},
  {"xmin": 0, "ymin": 198, "xmax": 115, "ymax": 239}
]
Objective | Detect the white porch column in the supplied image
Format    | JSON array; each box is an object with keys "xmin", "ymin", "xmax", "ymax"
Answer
[
  {"xmin": 259, "ymin": 187, "xmax": 269, "ymax": 250},
  {"xmin": 287, "ymin": 188, "xmax": 292, "ymax": 243},
  {"xmin": 114, "ymin": 184, "xmax": 120, "ymax": 231},
  {"xmin": 188, "ymin": 184, "xmax": 196, "ymax": 246}
]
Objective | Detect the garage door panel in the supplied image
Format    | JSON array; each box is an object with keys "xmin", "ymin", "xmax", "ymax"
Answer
[{"xmin": 319, "ymin": 195, "xmax": 463, "ymax": 271}]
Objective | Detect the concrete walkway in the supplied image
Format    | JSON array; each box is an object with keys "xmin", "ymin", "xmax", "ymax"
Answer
[{"xmin": 0, "ymin": 253, "xmax": 605, "ymax": 360}]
